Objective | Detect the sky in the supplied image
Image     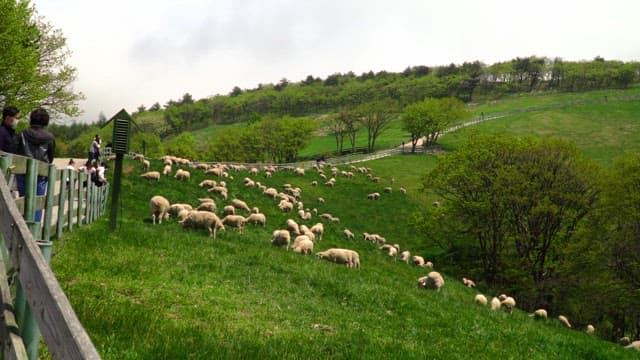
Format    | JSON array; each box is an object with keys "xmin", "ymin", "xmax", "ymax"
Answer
[{"xmin": 32, "ymin": 0, "xmax": 640, "ymax": 124}]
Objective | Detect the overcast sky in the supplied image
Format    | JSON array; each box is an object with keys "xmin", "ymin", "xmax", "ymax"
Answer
[{"xmin": 32, "ymin": 0, "xmax": 640, "ymax": 124}]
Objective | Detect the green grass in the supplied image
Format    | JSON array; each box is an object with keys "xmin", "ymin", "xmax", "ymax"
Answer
[{"xmin": 50, "ymin": 157, "xmax": 635, "ymax": 359}]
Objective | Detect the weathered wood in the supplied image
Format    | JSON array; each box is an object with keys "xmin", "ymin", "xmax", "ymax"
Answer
[
  {"xmin": 0, "ymin": 244, "xmax": 28, "ymax": 360},
  {"xmin": 67, "ymin": 172, "xmax": 76, "ymax": 232},
  {"xmin": 42, "ymin": 165, "xmax": 57, "ymax": 242},
  {"xmin": 0, "ymin": 171, "xmax": 101, "ymax": 359},
  {"xmin": 76, "ymin": 174, "xmax": 84, "ymax": 227},
  {"xmin": 56, "ymin": 169, "xmax": 69, "ymax": 239}
]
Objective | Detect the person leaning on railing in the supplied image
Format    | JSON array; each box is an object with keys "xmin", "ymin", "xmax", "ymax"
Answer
[{"xmin": 15, "ymin": 108, "xmax": 56, "ymax": 222}]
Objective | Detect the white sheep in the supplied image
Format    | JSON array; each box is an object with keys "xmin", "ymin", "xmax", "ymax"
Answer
[
  {"xmin": 169, "ymin": 203, "xmax": 193, "ymax": 217},
  {"xmin": 263, "ymin": 187, "xmax": 278, "ymax": 198},
  {"xmin": 149, "ymin": 195, "xmax": 170, "ymax": 224},
  {"xmin": 251, "ymin": 207, "xmax": 260, "ymax": 214},
  {"xmin": 222, "ymin": 215, "xmax": 246, "ymax": 233},
  {"xmin": 474, "ymin": 294, "xmax": 488, "ymax": 306},
  {"xmin": 625, "ymin": 341, "xmax": 640, "ymax": 351},
  {"xmin": 380, "ymin": 244, "xmax": 399, "ymax": 259},
  {"xmin": 367, "ymin": 192, "xmax": 381, "ymax": 200},
  {"xmin": 558, "ymin": 315, "xmax": 572, "ymax": 328},
  {"xmin": 286, "ymin": 219, "xmax": 301, "ymax": 235},
  {"xmin": 278, "ymin": 200, "xmax": 294, "ymax": 212},
  {"xmin": 310, "ymin": 223, "xmax": 324, "ymax": 241},
  {"xmin": 383, "ymin": 187, "xmax": 392, "ymax": 193},
  {"xmin": 222, "ymin": 205, "xmax": 235, "ymax": 215},
  {"xmin": 343, "ymin": 228, "xmax": 355, "ymax": 240},
  {"xmin": 245, "ymin": 213, "xmax": 266, "ymax": 226},
  {"xmin": 417, "ymin": 271, "xmax": 444, "ymax": 291},
  {"xmin": 141, "ymin": 171, "xmax": 161, "ymax": 181},
  {"xmin": 271, "ymin": 230, "xmax": 292, "ymax": 249},
  {"xmin": 412, "ymin": 255, "xmax": 426, "ymax": 267},
  {"xmin": 490, "ymin": 297, "xmax": 501, "ymax": 311},
  {"xmin": 162, "ymin": 164, "xmax": 172, "ymax": 176},
  {"xmin": 529, "ymin": 309, "xmax": 548, "ymax": 319},
  {"xmin": 174, "ymin": 169, "xmax": 191, "ymax": 181},
  {"xmin": 400, "ymin": 250, "xmax": 410, "ymax": 263},
  {"xmin": 231, "ymin": 198, "xmax": 251, "ymax": 212},
  {"xmin": 318, "ymin": 197, "xmax": 325, "ymax": 204},
  {"xmin": 399, "ymin": 187, "xmax": 407, "ymax": 194},
  {"xmin": 142, "ymin": 159, "xmax": 150, "ymax": 171},
  {"xmin": 500, "ymin": 296, "xmax": 516, "ymax": 314},
  {"xmin": 310, "ymin": 180, "xmax": 318, "ymax": 186},
  {"xmin": 462, "ymin": 277, "xmax": 476, "ymax": 288},
  {"xmin": 199, "ymin": 179, "xmax": 217, "ymax": 188},
  {"xmin": 180, "ymin": 210, "xmax": 225, "ymax": 239},
  {"xmin": 292, "ymin": 238, "xmax": 314, "ymax": 255},
  {"xmin": 176, "ymin": 208, "xmax": 192, "ymax": 222},
  {"xmin": 319, "ymin": 213, "xmax": 334, "ymax": 221},
  {"xmin": 586, "ymin": 324, "xmax": 595, "ymax": 334},
  {"xmin": 196, "ymin": 201, "xmax": 217, "ymax": 213},
  {"xmin": 316, "ymin": 248, "xmax": 360, "ymax": 268}
]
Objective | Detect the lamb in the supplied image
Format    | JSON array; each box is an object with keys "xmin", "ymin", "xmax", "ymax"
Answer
[
  {"xmin": 462, "ymin": 277, "xmax": 476, "ymax": 288},
  {"xmin": 417, "ymin": 271, "xmax": 444, "ymax": 291},
  {"xmin": 529, "ymin": 309, "xmax": 548, "ymax": 319},
  {"xmin": 500, "ymin": 296, "xmax": 516, "ymax": 314},
  {"xmin": 310, "ymin": 223, "xmax": 324, "ymax": 241},
  {"xmin": 343, "ymin": 228, "xmax": 355, "ymax": 240},
  {"xmin": 180, "ymin": 210, "xmax": 225, "ymax": 239},
  {"xmin": 222, "ymin": 215, "xmax": 246, "ymax": 233},
  {"xmin": 174, "ymin": 169, "xmax": 191, "ymax": 181},
  {"xmin": 149, "ymin": 195, "xmax": 170, "ymax": 224},
  {"xmin": 197, "ymin": 201, "xmax": 217, "ymax": 213},
  {"xmin": 400, "ymin": 250, "xmax": 410, "ymax": 263},
  {"xmin": 231, "ymin": 199, "xmax": 251, "ymax": 212},
  {"xmin": 490, "ymin": 297, "xmax": 501, "ymax": 311},
  {"xmin": 271, "ymin": 230, "xmax": 291, "ymax": 249},
  {"xmin": 245, "ymin": 213, "xmax": 266, "ymax": 226},
  {"xmin": 558, "ymin": 315, "xmax": 572, "ymax": 328},
  {"xmin": 474, "ymin": 294, "xmax": 488, "ymax": 306},
  {"xmin": 586, "ymin": 324, "xmax": 595, "ymax": 334},
  {"xmin": 222, "ymin": 205, "xmax": 235, "ymax": 215},
  {"xmin": 142, "ymin": 159, "xmax": 150, "ymax": 171},
  {"xmin": 141, "ymin": 171, "xmax": 161, "ymax": 181},
  {"xmin": 316, "ymin": 248, "xmax": 360, "ymax": 268},
  {"xmin": 367, "ymin": 192, "xmax": 381, "ymax": 200},
  {"xmin": 286, "ymin": 219, "xmax": 301, "ymax": 235},
  {"xmin": 625, "ymin": 341, "xmax": 640, "ymax": 351},
  {"xmin": 199, "ymin": 179, "xmax": 217, "ymax": 188},
  {"xmin": 292, "ymin": 237, "xmax": 314, "ymax": 255}
]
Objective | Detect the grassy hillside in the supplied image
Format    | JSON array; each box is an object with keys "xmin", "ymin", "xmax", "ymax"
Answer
[{"xmin": 50, "ymin": 157, "xmax": 636, "ymax": 359}]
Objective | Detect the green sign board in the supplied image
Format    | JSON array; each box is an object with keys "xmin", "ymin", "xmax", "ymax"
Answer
[{"xmin": 110, "ymin": 109, "xmax": 132, "ymax": 154}]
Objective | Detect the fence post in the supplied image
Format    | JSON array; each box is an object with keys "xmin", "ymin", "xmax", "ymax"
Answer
[
  {"xmin": 67, "ymin": 171, "xmax": 76, "ymax": 231},
  {"xmin": 77, "ymin": 174, "xmax": 85, "ymax": 227},
  {"xmin": 56, "ymin": 169, "xmax": 69, "ymax": 239},
  {"xmin": 42, "ymin": 165, "xmax": 57, "ymax": 242}
]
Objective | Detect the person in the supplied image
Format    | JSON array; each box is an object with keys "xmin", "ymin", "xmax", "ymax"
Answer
[
  {"xmin": 0, "ymin": 106, "xmax": 20, "ymax": 153},
  {"xmin": 15, "ymin": 108, "xmax": 55, "ymax": 222},
  {"xmin": 92, "ymin": 161, "xmax": 107, "ymax": 187},
  {"xmin": 88, "ymin": 134, "xmax": 101, "ymax": 165}
]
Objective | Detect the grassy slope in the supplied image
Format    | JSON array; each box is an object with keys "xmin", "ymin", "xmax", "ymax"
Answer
[{"xmin": 51, "ymin": 157, "xmax": 635, "ymax": 359}]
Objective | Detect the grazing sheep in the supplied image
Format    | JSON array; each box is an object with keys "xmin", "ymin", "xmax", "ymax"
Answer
[
  {"xmin": 222, "ymin": 215, "xmax": 246, "ymax": 233},
  {"xmin": 263, "ymin": 187, "xmax": 278, "ymax": 198},
  {"xmin": 316, "ymin": 248, "xmax": 360, "ymax": 268},
  {"xmin": 529, "ymin": 309, "xmax": 548, "ymax": 319},
  {"xmin": 278, "ymin": 200, "xmax": 294, "ymax": 212},
  {"xmin": 625, "ymin": 341, "xmax": 640, "ymax": 351},
  {"xmin": 619, "ymin": 337, "xmax": 632, "ymax": 346},
  {"xmin": 180, "ymin": 210, "xmax": 225, "ymax": 239},
  {"xmin": 318, "ymin": 197, "xmax": 325, "ymax": 204},
  {"xmin": 294, "ymin": 167, "xmax": 305, "ymax": 176},
  {"xmin": 310, "ymin": 180, "xmax": 318, "ymax": 186},
  {"xmin": 474, "ymin": 294, "xmax": 488, "ymax": 306},
  {"xmin": 432, "ymin": 201, "xmax": 441, "ymax": 208},
  {"xmin": 400, "ymin": 250, "xmax": 410, "ymax": 263},
  {"xmin": 169, "ymin": 203, "xmax": 193, "ymax": 217},
  {"xmin": 383, "ymin": 187, "xmax": 392, "ymax": 193},
  {"xmin": 149, "ymin": 195, "xmax": 170, "ymax": 224},
  {"xmin": 286, "ymin": 219, "xmax": 301, "ymax": 235},
  {"xmin": 174, "ymin": 169, "xmax": 191, "ymax": 181},
  {"xmin": 196, "ymin": 201, "xmax": 217, "ymax": 213},
  {"xmin": 142, "ymin": 159, "xmax": 150, "ymax": 171},
  {"xmin": 199, "ymin": 179, "xmax": 217, "ymax": 188},
  {"xmin": 162, "ymin": 164, "xmax": 171, "ymax": 176},
  {"xmin": 319, "ymin": 213, "xmax": 334, "ymax": 221},
  {"xmin": 292, "ymin": 238, "xmax": 314, "ymax": 255},
  {"xmin": 232, "ymin": 199, "xmax": 251, "ymax": 212},
  {"xmin": 222, "ymin": 205, "xmax": 235, "ymax": 216},
  {"xmin": 424, "ymin": 261, "xmax": 434, "ymax": 268},
  {"xmin": 500, "ymin": 296, "xmax": 516, "ymax": 314},
  {"xmin": 133, "ymin": 154, "xmax": 145, "ymax": 161},
  {"xmin": 586, "ymin": 324, "xmax": 595, "ymax": 334},
  {"xmin": 558, "ymin": 315, "xmax": 572, "ymax": 328},
  {"xmin": 206, "ymin": 167, "xmax": 225, "ymax": 177},
  {"xmin": 271, "ymin": 230, "xmax": 292, "ymax": 249},
  {"xmin": 412, "ymin": 256, "xmax": 426, "ymax": 267},
  {"xmin": 176, "ymin": 208, "xmax": 192, "ymax": 222},
  {"xmin": 251, "ymin": 207, "xmax": 260, "ymax": 214},
  {"xmin": 310, "ymin": 223, "xmax": 324, "ymax": 241},
  {"xmin": 462, "ymin": 277, "xmax": 476, "ymax": 288},
  {"xmin": 245, "ymin": 213, "xmax": 266, "ymax": 226},
  {"xmin": 417, "ymin": 271, "xmax": 445, "ymax": 291},
  {"xmin": 490, "ymin": 297, "xmax": 501, "ymax": 311},
  {"xmin": 399, "ymin": 187, "xmax": 407, "ymax": 194},
  {"xmin": 141, "ymin": 171, "xmax": 161, "ymax": 181},
  {"xmin": 343, "ymin": 228, "xmax": 355, "ymax": 240},
  {"xmin": 367, "ymin": 192, "xmax": 381, "ymax": 200}
]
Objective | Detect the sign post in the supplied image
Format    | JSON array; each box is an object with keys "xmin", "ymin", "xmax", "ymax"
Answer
[{"xmin": 109, "ymin": 109, "xmax": 131, "ymax": 231}]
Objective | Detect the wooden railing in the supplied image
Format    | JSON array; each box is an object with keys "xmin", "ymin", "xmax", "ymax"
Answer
[{"xmin": 0, "ymin": 152, "xmax": 107, "ymax": 360}]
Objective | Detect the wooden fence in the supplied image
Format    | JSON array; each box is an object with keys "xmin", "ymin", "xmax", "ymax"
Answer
[{"xmin": 0, "ymin": 152, "xmax": 107, "ymax": 360}]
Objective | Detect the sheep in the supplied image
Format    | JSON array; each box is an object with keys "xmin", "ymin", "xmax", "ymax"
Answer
[
  {"xmin": 318, "ymin": 197, "xmax": 325, "ymax": 204},
  {"xmin": 180, "ymin": 210, "xmax": 225, "ymax": 239},
  {"xmin": 162, "ymin": 164, "xmax": 172, "ymax": 176},
  {"xmin": 244, "ymin": 179, "xmax": 255, "ymax": 187},
  {"xmin": 500, "ymin": 296, "xmax": 516, "ymax": 314},
  {"xmin": 325, "ymin": 178, "xmax": 336, "ymax": 187},
  {"xmin": 586, "ymin": 324, "xmax": 595, "ymax": 334},
  {"xmin": 297, "ymin": 201, "xmax": 304, "ymax": 210},
  {"xmin": 206, "ymin": 167, "xmax": 225, "ymax": 177},
  {"xmin": 278, "ymin": 200, "xmax": 294, "ymax": 212},
  {"xmin": 174, "ymin": 169, "xmax": 191, "ymax": 181},
  {"xmin": 400, "ymin": 250, "xmax": 410, "ymax": 263},
  {"xmin": 133, "ymin": 153, "xmax": 145, "ymax": 161},
  {"xmin": 199, "ymin": 179, "xmax": 217, "ymax": 188},
  {"xmin": 424, "ymin": 261, "xmax": 434, "ymax": 268},
  {"xmin": 558, "ymin": 315, "xmax": 572, "ymax": 328},
  {"xmin": 619, "ymin": 337, "xmax": 632, "ymax": 346},
  {"xmin": 198, "ymin": 198, "xmax": 215, "ymax": 204},
  {"xmin": 371, "ymin": 176, "xmax": 380, "ymax": 183},
  {"xmin": 412, "ymin": 255, "xmax": 426, "ymax": 266},
  {"xmin": 380, "ymin": 244, "xmax": 399, "ymax": 257},
  {"xmin": 245, "ymin": 213, "xmax": 266, "ymax": 226},
  {"xmin": 383, "ymin": 187, "xmax": 392, "ymax": 193},
  {"xmin": 142, "ymin": 159, "xmax": 150, "ymax": 171},
  {"xmin": 294, "ymin": 167, "xmax": 305, "ymax": 176},
  {"xmin": 176, "ymin": 208, "xmax": 192, "ymax": 222},
  {"xmin": 291, "ymin": 234, "xmax": 311, "ymax": 248},
  {"xmin": 222, "ymin": 205, "xmax": 235, "ymax": 215},
  {"xmin": 367, "ymin": 192, "xmax": 381, "ymax": 200},
  {"xmin": 490, "ymin": 297, "xmax": 501, "ymax": 311},
  {"xmin": 251, "ymin": 207, "xmax": 260, "ymax": 214},
  {"xmin": 249, "ymin": 167, "xmax": 259, "ymax": 176},
  {"xmin": 196, "ymin": 201, "xmax": 217, "ymax": 213},
  {"xmin": 474, "ymin": 294, "xmax": 488, "ymax": 306},
  {"xmin": 399, "ymin": 187, "xmax": 407, "ymax": 194},
  {"xmin": 149, "ymin": 195, "xmax": 170, "ymax": 224},
  {"xmin": 319, "ymin": 213, "xmax": 334, "ymax": 221},
  {"xmin": 310, "ymin": 180, "xmax": 318, "ymax": 186},
  {"xmin": 316, "ymin": 248, "xmax": 360, "ymax": 268},
  {"xmin": 625, "ymin": 341, "xmax": 640, "ymax": 351},
  {"xmin": 168, "ymin": 203, "xmax": 193, "ymax": 217},
  {"xmin": 271, "ymin": 230, "xmax": 291, "ymax": 249},
  {"xmin": 417, "ymin": 271, "xmax": 444, "ymax": 291},
  {"xmin": 292, "ymin": 238, "xmax": 314, "ymax": 255},
  {"xmin": 286, "ymin": 219, "xmax": 301, "ymax": 235},
  {"xmin": 141, "ymin": 171, "xmax": 161, "ymax": 181},
  {"xmin": 462, "ymin": 277, "xmax": 476, "ymax": 288},
  {"xmin": 310, "ymin": 223, "xmax": 324, "ymax": 241},
  {"xmin": 299, "ymin": 225, "xmax": 316, "ymax": 242},
  {"xmin": 529, "ymin": 309, "xmax": 548, "ymax": 319},
  {"xmin": 231, "ymin": 198, "xmax": 251, "ymax": 212},
  {"xmin": 329, "ymin": 216, "xmax": 340, "ymax": 223},
  {"xmin": 222, "ymin": 215, "xmax": 246, "ymax": 233},
  {"xmin": 263, "ymin": 187, "xmax": 278, "ymax": 198},
  {"xmin": 343, "ymin": 228, "xmax": 355, "ymax": 240}
]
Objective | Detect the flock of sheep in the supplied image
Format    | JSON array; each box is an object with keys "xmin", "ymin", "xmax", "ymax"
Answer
[{"xmin": 138, "ymin": 154, "xmax": 640, "ymax": 353}]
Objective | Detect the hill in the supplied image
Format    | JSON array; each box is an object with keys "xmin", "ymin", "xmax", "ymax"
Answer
[{"xmin": 50, "ymin": 157, "xmax": 636, "ymax": 359}]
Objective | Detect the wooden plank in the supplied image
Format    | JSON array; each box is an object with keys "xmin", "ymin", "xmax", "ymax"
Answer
[
  {"xmin": 76, "ymin": 174, "xmax": 84, "ymax": 227},
  {"xmin": 67, "ymin": 172, "xmax": 76, "ymax": 232},
  {"xmin": 0, "ymin": 172, "xmax": 101, "ymax": 360},
  {"xmin": 42, "ymin": 165, "xmax": 57, "ymax": 242},
  {"xmin": 0, "ymin": 244, "xmax": 28, "ymax": 360},
  {"xmin": 56, "ymin": 170, "xmax": 69, "ymax": 239}
]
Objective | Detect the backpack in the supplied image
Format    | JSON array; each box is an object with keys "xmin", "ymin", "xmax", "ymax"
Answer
[{"xmin": 19, "ymin": 133, "xmax": 49, "ymax": 163}]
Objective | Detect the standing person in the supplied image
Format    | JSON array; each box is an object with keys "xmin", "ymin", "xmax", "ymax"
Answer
[
  {"xmin": 15, "ymin": 108, "xmax": 55, "ymax": 222},
  {"xmin": 0, "ymin": 106, "xmax": 20, "ymax": 153},
  {"xmin": 88, "ymin": 134, "xmax": 101, "ymax": 165}
]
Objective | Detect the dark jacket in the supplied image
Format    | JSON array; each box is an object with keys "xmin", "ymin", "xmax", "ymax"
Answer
[
  {"xmin": 16, "ymin": 125, "xmax": 56, "ymax": 163},
  {"xmin": 0, "ymin": 123, "xmax": 16, "ymax": 153}
]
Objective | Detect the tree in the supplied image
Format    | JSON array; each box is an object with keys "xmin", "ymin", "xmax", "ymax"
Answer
[
  {"xmin": 0, "ymin": 1, "xmax": 83, "ymax": 117},
  {"xmin": 97, "ymin": 111, "xmax": 107, "ymax": 126},
  {"xmin": 329, "ymin": 113, "xmax": 346, "ymax": 155},
  {"xmin": 355, "ymin": 100, "xmax": 398, "ymax": 153},
  {"xmin": 149, "ymin": 102, "xmax": 161, "ymax": 111}
]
